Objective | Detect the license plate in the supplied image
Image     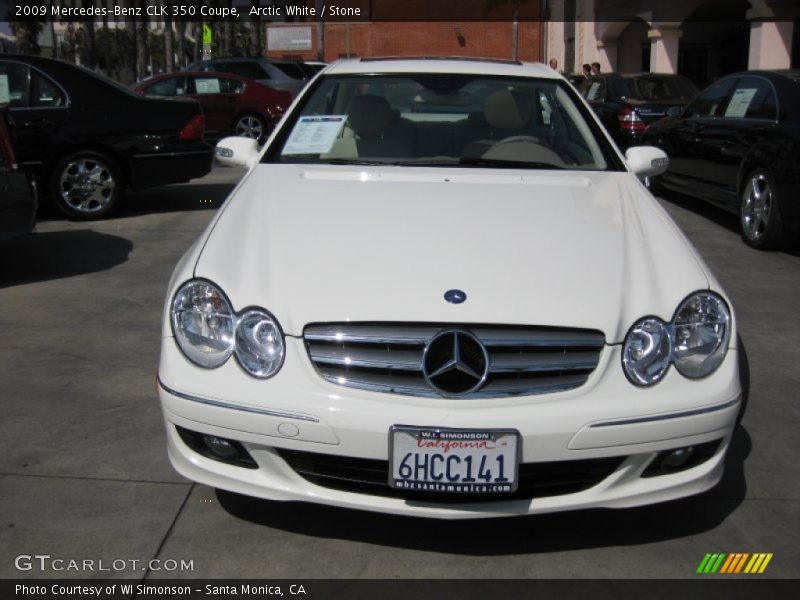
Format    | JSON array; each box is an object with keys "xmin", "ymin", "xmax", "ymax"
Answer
[{"xmin": 389, "ymin": 426, "xmax": 519, "ymax": 493}]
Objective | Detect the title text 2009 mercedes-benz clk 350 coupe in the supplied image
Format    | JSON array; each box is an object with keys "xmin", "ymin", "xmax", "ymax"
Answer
[{"xmin": 157, "ymin": 59, "xmax": 744, "ymax": 519}]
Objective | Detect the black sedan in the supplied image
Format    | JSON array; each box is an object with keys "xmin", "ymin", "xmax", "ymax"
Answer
[
  {"xmin": 642, "ymin": 70, "xmax": 800, "ymax": 249},
  {"xmin": 0, "ymin": 55, "xmax": 213, "ymax": 220},
  {"xmin": 579, "ymin": 73, "xmax": 698, "ymax": 149},
  {"xmin": 0, "ymin": 105, "xmax": 36, "ymax": 240}
]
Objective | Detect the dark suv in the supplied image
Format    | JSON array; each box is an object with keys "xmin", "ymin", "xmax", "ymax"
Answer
[{"xmin": 579, "ymin": 73, "xmax": 698, "ymax": 149}]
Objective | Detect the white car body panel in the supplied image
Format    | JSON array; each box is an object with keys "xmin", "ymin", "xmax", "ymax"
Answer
[
  {"xmin": 191, "ymin": 165, "xmax": 712, "ymax": 344},
  {"xmin": 159, "ymin": 59, "xmax": 742, "ymax": 519}
]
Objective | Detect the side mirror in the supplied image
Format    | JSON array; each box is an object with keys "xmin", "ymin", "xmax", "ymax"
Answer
[
  {"xmin": 625, "ymin": 146, "xmax": 669, "ymax": 179},
  {"xmin": 215, "ymin": 136, "xmax": 260, "ymax": 168},
  {"xmin": 665, "ymin": 106, "xmax": 683, "ymax": 118}
]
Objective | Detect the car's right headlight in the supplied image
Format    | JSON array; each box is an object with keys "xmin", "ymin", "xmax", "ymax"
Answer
[
  {"xmin": 171, "ymin": 279, "xmax": 236, "ymax": 368},
  {"xmin": 622, "ymin": 291, "xmax": 732, "ymax": 387},
  {"xmin": 672, "ymin": 292, "xmax": 731, "ymax": 379}
]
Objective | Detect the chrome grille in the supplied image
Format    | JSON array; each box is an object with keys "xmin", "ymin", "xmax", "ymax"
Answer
[{"xmin": 304, "ymin": 323, "xmax": 605, "ymax": 398}]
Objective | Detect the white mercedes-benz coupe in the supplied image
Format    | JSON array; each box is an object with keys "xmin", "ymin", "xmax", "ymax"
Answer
[{"xmin": 158, "ymin": 58, "xmax": 744, "ymax": 519}]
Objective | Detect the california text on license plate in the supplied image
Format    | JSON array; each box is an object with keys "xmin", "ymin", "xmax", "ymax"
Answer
[{"xmin": 389, "ymin": 426, "xmax": 520, "ymax": 493}]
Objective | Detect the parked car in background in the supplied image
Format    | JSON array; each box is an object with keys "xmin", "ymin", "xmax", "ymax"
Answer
[
  {"xmin": 642, "ymin": 70, "xmax": 800, "ymax": 249},
  {"xmin": 185, "ymin": 58, "xmax": 312, "ymax": 98},
  {"xmin": 580, "ymin": 73, "xmax": 699, "ymax": 149},
  {"xmin": 134, "ymin": 71, "xmax": 291, "ymax": 143},
  {"xmin": 566, "ymin": 73, "xmax": 588, "ymax": 88},
  {"xmin": 300, "ymin": 61, "xmax": 328, "ymax": 76},
  {"xmin": 0, "ymin": 105, "xmax": 36, "ymax": 240},
  {"xmin": 159, "ymin": 58, "xmax": 744, "ymax": 520},
  {"xmin": 0, "ymin": 54, "xmax": 213, "ymax": 220}
]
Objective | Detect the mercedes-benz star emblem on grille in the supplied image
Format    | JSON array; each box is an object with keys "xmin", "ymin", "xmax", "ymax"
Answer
[
  {"xmin": 422, "ymin": 330, "xmax": 490, "ymax": 396},
  {"xmin": 444, "ymin": 289, "xmax": 467, "ymax": 304}
]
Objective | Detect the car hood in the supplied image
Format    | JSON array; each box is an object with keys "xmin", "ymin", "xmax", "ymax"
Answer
[{"xmin": 194, "ymin": 165, "xmax": 711, "ymax": 343}]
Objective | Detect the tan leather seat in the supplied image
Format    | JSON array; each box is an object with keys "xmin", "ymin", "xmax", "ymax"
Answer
[
  {"xmin": 460, "ymin": 90, "xmax": 540, "ymax": 158},
  {"xmin": 347, "ymin": 95, "xmax": 414, "ymax": 159}
]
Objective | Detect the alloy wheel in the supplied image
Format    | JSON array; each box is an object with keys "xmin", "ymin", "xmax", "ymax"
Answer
[
  {"xmin": 58, "ymin": 158, "xmax": 116, "ymax": 214},
  {"xmin": 234, "ymin": 115, "xmax": 264, "ymax": 141},
  {"xmin": 741, "ymin": 172, "xmax": 772, "ymax": 243}
]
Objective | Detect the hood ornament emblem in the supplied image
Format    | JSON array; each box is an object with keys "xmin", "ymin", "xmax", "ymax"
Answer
[
  {"xmin": 422, "ymin": 330, "xmax": 489, "ymax": 396},
  {"xmin": 444, "ymin": 289, "xmax": 467, "ymax": 304}
]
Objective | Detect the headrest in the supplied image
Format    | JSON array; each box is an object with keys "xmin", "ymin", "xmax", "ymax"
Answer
[
  {"xmin": 484, "ymin": 90, "xmax": 533, "ymax": 130},
  {"xmin": 347, "ymin": 95, "xmax": 394, "ymax": 136}
]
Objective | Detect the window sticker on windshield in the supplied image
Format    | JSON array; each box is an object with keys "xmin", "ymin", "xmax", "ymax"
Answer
[
  {"xmin": 0, "ymin": 75, "xmax": 10, "ymax": 103},
  {"xmin": 195, "ymin": 78, "xmax": 221, "ymax": 94},
  {"xmin": 724, "ymin": 88, "xmax": 758, "ymax": 118},
  {"xmin": 282, "ymin": 115, "xmax": 348, "ymax": 155},
  {"xmin": 586, "ymin": 82, "xmax": 601, "ymax": 101}
]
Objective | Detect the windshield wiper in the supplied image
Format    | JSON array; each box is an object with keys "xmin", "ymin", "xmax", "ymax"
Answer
[{"xmin": 458, "ymin": 157, "xmax": 565, "ymax": 170}]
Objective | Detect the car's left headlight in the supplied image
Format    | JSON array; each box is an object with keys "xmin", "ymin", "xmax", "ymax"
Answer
[
  {"xmin": 622, "ymin": 291, "xmax": 731, "ymax": 386},
  {"xmin": 672, "ymin": 292, "xmax": 731, "ymax": 379},
  {"xmin": 234, "ymin": 309, "xmax": 285, "ymax": 378}
]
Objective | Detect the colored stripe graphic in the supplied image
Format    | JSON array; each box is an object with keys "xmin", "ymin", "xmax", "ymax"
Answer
[
  {"xmin": 744, "ymin": 554, "xmax": 760, "ymax": 574},
  {"xmin": 699, "ymin": 553, "xmax": 727, "ymax": 573},
  {"xmin": 734, "ymin": 553, "xmax": 750, "ymax": 573},
  {"xmin": 711, "ymin": 553, "xmax": 726, "ymax": 573},
  {"xmin": 719, "ymin": 554, "xmax": 736, "ymax": 574},
  {"xmin": 697, "ymin": 554, "xmax": 713, "ymax": 573},
  {"xmin": 751, "ymin": 553, "xmax": 773, "ymax": 573},
  {"xmin": 700, "ymin": 553, "xmax": 774, "ymax": 574}
]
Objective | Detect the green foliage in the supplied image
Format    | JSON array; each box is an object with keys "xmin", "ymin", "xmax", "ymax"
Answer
[{"xmin": 10, "ymin": 21, "xmax": 43, "ymax": 55}]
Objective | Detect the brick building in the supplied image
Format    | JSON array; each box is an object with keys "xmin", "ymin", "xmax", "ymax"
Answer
[{"xmin": 263, "ymin": 0, "xmax": 543, "ymax": 63}]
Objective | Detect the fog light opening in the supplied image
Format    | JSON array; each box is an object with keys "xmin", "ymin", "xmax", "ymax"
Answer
[
  {"xmin": 641, "ymin": 439, "xmax": 722, "ymax": 478},
  {"xmin": 202, "ymin": 435, "xmax": 240, "ymax": 461},
  {"xmin": 175, "ymin": 426, "xmax": 258, "ymax": 469},
  {"xmin": 661, "ymin": 446, "xmax": 694, "ymax": 470}
]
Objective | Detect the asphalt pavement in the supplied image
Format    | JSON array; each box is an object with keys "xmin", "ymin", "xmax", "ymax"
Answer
[{"xmin": 1, "ymin": 165, "xmax": 798, "ymax": 580}]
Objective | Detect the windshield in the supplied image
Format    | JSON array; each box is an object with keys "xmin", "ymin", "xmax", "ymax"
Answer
[
  {"xmin": 266, "ymin": 74, "xmax": 616, "ymax": 171},
  {"xmin": 620, "ymin": 76, "xmax": 698, "ymax": 102}
]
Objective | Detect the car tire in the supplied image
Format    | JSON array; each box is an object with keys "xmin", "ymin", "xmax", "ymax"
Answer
[
  {"xmin": 233, "ymin": 113, "xmax": 268, "ymax": 144},
  {"xmin": 50, "ymin": 150, "xmax": 124, "ymax": 220},
  {"xmin": 740, "ymin": 168, "xmax": 785, "ymax": 250}
]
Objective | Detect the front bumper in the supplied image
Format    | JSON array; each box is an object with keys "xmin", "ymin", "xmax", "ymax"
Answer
[{"xmin": 158, "ymin": 337, "xmax": 741, "ymax": 519}]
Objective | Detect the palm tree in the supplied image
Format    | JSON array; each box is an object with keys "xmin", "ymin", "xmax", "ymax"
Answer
[
  {"xmin": 81, "ymin": 19, "xmax": 96, "ymax": 69},
  {"xmin": 9, "ymin": 21, "xmax": 43, "ymax": 55},
  {"xmin": 135, "ymin": 0, "xmax": 148, "ymax": 79},
  {"xmin": 123, "ymin": 0, "xmax": 137, "ymax": 81},
  {"xmin": 164, "ymin": 3, "xmax": 175, "ymax": 72},
  {"xmin": 248, "ymin": 1, "xmax": 263, "ymax": 57},
  {"xmin": 222, "ymin": 0, "xmax": 235, "ymax": 56},
  {"xmin": 175, "ymin": 19, "xmax": 187, "ymax": 68}
]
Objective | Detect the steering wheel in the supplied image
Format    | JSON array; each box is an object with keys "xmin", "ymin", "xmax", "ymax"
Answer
[{"xmin": 495, "ymin": 135, "xmax": 543, "ymax": 146}]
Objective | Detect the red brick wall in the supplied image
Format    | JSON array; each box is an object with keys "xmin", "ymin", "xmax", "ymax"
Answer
[{"xmin": 266, "ymin": 22, "xmax": 543, "ymax": 63}]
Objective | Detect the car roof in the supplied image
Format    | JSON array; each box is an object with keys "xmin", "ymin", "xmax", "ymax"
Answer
[
  {"xmin": 324, "ymin": 57, "xmax": 559, "ymax": 79},
  {"xmin": 204, "ymin": 57, "xmax": 303, "ymax": 66},
  {"xmin": 165, "ymin": 70, "xmax": 246, "ymax": 79},
  {"xmin": 720, "ymin": 69, "xmax": 800, "ymax": 82}
]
